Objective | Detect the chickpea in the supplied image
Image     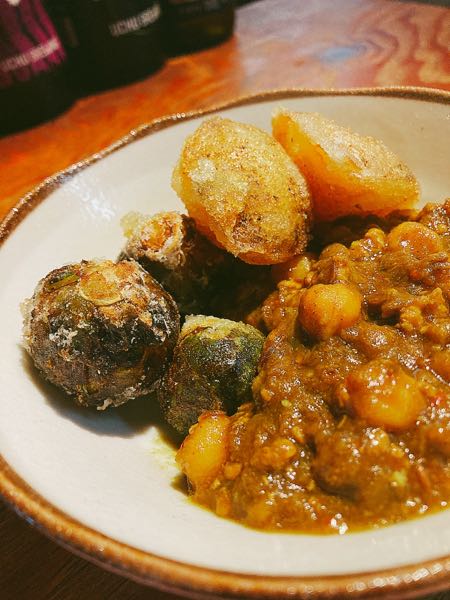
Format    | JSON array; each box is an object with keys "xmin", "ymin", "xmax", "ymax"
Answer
[
  {"xmin": 430, "ymin": 350, "xmax": 450, "ymax": 383},
  {"xmin": 271, "ymin": 253, "xmax": 314, "ymax": 284},
  {"xmin": 251, "ymin": 437, "xmax": 297, "ymax": 470},
  {"xmin": 319, "ymin": 243, "xmax": 350, "ymax": 261},
  {"xmin": 426, "ymin": 421, "xmax": 450, "ymax": 458},
  {"xmin": 387, "ymin": 222, "xmax": 443, "ymax": 259},
  {"xmin": 298, "ymin": 283, "xmax": 361, "ymax": 340},
  {"xmin": 176, "ymin": 412, "xmax": 230, "ymax": 490},
  {"xmin": 246, "ymin": 499, "xmax": 273, "ymax": 528},
  {"xmin": 340, "ymin": 359, "xmax": 426, "ymax": 431}
]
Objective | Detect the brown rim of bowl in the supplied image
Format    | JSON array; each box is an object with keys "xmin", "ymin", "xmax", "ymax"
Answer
[{"xmin": 1, "ymin": 86, "xmax": 450, "ymax": 600}]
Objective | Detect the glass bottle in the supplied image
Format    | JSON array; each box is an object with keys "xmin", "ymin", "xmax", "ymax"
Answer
[
  {"xmin": 0, "ymin": 0, "xmax": 73, "ymax": 136},
  {"xmin": 162, "ymin": 0, "xmax": 234, "ymax": 54},
  {"xmin": 48, "ymin": 0, "xmax": 165, "ymax": 93}
]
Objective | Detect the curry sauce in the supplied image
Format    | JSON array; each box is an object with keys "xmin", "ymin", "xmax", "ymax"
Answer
[{"xmin": 178, "ymin": 201, "xmax": 450, "ymax": 533}]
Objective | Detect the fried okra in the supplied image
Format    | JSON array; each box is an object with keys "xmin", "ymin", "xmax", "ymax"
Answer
[
  {"xmin": 22, "ymin": 259, "xmax": 180, "ymax": 409},
  {"xmin": 158, "ymin": 315, "xmax": 265, "ymax": 435},
  {"xmin": 120, "ymin": 211, "xmax": 274, "ymax": 320},
  {"xmin": 172, "ymin": 117, "xmax": 312, "ymax": 265}
]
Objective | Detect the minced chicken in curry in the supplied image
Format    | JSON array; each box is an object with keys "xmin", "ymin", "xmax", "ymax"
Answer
[{"xmin": 177, "ymin": 201, "xmax": 450, "ymax": 532}]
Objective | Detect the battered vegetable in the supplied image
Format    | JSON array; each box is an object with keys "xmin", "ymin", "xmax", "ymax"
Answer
[
  {"xmin": 172, "ymin": 117, "xmax": 312, "ymax": 264},
  {"xmin": 272, "ymin": 109, "xmax": 419, "ymax": 221},
  {"xmin": 23, "ymin": 259, "xmax": 180, "ymax": 409},
  {"xmin": 158, "ymin": 315, "xmax": 265, "ymax": 435},
  {"xmin": 119, "ymin": 211, "xmax": 272, "ymax": 319}
]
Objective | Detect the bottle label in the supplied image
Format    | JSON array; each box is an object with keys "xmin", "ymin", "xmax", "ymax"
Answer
[
  {"xmin": 165, "ymin": 0, "xmax": 232, "ymax": 21},
  {"xmin": 0, "ymin": 0, "xmax": 66, "ymax": 90},
  {"xmin": 109, "ymin": 2, "xmax": 161, "ymax": 38}
]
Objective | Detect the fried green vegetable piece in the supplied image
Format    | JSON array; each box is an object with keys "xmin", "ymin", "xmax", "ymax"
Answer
[
  {"xmin": 120, "ymin": 211, "xmax": 234, "ymax": 315},
  {"xmin": 22, "ymin": 259, "xmax": 180, "ymax": 409},
  {"xmin": 158, "ymin": 315, "xmax": 265, "ymax": 435},
  {"xmin": 119, "ymin": 211, "xmax": 273, "ymax": 320}
]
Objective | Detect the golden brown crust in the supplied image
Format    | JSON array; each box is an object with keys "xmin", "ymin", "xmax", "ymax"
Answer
[
  {"xmin": 272, "ymin": 109, "xmax": 420, "ymax": 221},
  {"xmin": 172, "ymin": 117, "xmax": 312, "ymax": 264}
]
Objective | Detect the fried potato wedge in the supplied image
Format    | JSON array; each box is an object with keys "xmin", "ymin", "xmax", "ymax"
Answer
[
  {"xmin": 172, "ymin": 117, "xmax": 311, "ymax": 264},
  {"xmin": 272, "ymin": 110, "xmax": 419, "ymax": 221}
]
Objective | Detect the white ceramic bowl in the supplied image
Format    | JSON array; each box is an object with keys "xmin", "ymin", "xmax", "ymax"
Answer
[{"xmin": 1, "ymin": 88, "xmax": 449, "ymax": 599}]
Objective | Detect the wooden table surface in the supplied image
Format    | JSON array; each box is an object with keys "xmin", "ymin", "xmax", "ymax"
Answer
[{"xmin": 1, "ymin": 0, "xmax": 450, "ymax": 598}]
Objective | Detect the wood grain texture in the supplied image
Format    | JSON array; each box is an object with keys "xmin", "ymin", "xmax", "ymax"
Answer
[
  {"xmin": 1, "ymin": 0, "xmax": 450, "ymax": 598},
  {"xmin": 0, "ymin": 0, "xmax": 449, "ymax": 222}
]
